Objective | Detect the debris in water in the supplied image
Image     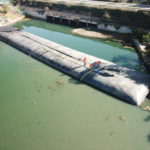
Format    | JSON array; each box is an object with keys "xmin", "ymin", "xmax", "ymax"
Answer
[
  {"xmin": 109, "ymin": 131, "xmax": 114, "ymax": 136},
  {"xmin": 119, "ymin": 116, "xmax": 126, "ymax": 121},
  {"xmin": 142, "ymin": 106, "xmax": 150, "ymax": 111},
  {"xmin": 32, "ymin": 101, "xmax": 36, "ymax": 105},
  {"xmin": 55, "ymin": 80, "xmax": 64, "ymax": 86},
  {"xmin": 48, "ymin": 86, "xmax": 52, "ymax": 89},
  {"xmin": 37, "ymin": 90, "xmax": 41, "ymax": 92}
]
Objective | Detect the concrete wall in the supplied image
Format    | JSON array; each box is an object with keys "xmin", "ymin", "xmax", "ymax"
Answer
[
  {"xmin": 25, "ymin": 9, "xmax": 132, "ymax": 34},
  {"xmin": 25, "ymin": 10, "xmax": 47, "ymax": 20},
  {"xmin": 97, "ymin": 23, "xmax": 132, "ymax": 33}
]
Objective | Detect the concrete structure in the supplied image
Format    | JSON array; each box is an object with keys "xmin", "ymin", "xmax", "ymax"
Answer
[
  {"xmin": 0, "ymin": 27, "xmax": 149, "ymax": 105},
  {"xmin": 133, "ymin": 39, "xmax": 150, "ymax": 72},
  {"xmin": 24, "ymin": 7, "xmax": 132, "ymax": 34},
  {"xmin": 25, "ymin": 9, "xmax": 47, "ymax": 20},
  {"xmin": 97, "ymin": 23, "xmax": 132, "ymax": 33}
]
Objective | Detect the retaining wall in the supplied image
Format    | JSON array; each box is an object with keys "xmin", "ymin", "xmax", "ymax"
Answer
[{"xmin": 24, "ymin": 7, "xmax": 132, "ymax": 34}]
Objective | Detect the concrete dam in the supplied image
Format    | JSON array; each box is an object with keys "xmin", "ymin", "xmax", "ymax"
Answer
[{"xmin": 0, "ymin": 27, "xmax": 149, "ymax": 105}]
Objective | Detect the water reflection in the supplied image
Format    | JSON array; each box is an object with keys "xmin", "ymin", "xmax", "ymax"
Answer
[
  {"xmin": 144, "ymin": 115, "xmax": 150, "ymax": 122},
  {"xmin": 148, "ymin": 134, "xmax": 150, "ymax": 142}
]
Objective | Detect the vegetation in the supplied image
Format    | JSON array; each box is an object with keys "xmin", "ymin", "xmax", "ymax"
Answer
[
  {"xmin": 143, "ymin": 33, "xmax": 150, "ymax": 50},
  {"xmin": 0, "ymin": 3, "xmax": 9, "ymax": 14},
  {"xmin": 3, "ymin": 4, "xmax": 9, "ymax": 14},
  {"xmin": 143, "ymin": 33, "xmax": 150, "ymax": 44},
  {"xmin": 97, "ymin": 0, "xmax": 150, "ymax": 5},
  {"xmin": 133, "ymin": 30, "xmax": 150, "ymax": 50}
]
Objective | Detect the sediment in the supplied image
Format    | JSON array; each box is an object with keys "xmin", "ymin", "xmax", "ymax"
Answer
[{"xmin": 71, "ymin": 28, "xmax": 112, "ymax": 39}]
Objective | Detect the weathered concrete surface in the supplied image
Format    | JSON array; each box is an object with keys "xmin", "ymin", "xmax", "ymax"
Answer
[
  {"xmin": 133, "ymin": 39, "xmax": 150, "ymax": 72},
  {"xmin": 23, "ymin": 6, "xmax": 133, "ymax": 34},
  {"xmin": 0, "ymin": 28, "xmax": 149, "ymax": 105}
]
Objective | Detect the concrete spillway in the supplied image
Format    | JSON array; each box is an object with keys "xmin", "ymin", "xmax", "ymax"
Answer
[{"xmin": 0, "ymin": 28, "xmax": 149, "ymax": 105}]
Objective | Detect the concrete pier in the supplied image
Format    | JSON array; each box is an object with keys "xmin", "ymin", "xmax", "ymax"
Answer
[{"xmin": 0, "ymin": 28, "xmax": 149, "ymax": 105}]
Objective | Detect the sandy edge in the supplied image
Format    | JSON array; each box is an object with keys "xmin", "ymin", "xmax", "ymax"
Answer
[{"xmin": 71, "ymin": 28, "xmax": 112, "ymax": 39}]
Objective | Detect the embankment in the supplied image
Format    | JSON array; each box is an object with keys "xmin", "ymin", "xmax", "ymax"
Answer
[{"xmin": 16, "ymin": 0, "xmax": 150, "ymax": 30}]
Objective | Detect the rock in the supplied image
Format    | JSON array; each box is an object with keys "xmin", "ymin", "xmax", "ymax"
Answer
[
  {"xmin": 119, "ymin": 116, "xmax": 126, "ymax": 121},
  {"xmin": 142, "ymin": 106, "xmax": 150, "ymax": 111}
]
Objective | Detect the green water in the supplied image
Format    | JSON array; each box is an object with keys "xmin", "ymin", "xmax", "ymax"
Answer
[
  {"xmin": 0, "ymin": 41, "xmax": 150, "ymax": 150},
  {"xmin": 15, "ymin": 19, "xmax": 141, "ymax": 69},
  {"xmin": 0, "ymin": 20, "xmax": 150, "ymax": 150}
]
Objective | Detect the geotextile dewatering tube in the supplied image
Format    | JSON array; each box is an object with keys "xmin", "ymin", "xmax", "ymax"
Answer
[{"xmin": 0, "ymin": 28, "xmax": 149, "ymax": 105}]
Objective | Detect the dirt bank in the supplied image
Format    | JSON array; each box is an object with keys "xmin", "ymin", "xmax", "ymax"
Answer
[
  {"xmin": 71, "ymin": 28, "xmax": 112, "ymax": 39},
  {"xmin": 1, "ymin": 16, "xmax": 25, "ymax": 26},
  {"xmin": 0, "ymin": 3, "xmax": 24, "ymax": 27}
]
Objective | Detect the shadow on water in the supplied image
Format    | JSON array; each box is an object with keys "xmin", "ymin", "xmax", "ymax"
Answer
[
  {"xmin": 144, "ymin": 115, "xmax": 150, "ymax": 143},
  {"xmin": 144, "ymin": 115, "xmax": 150, "ymax": 122},
  {"xmin": 68, "ymin": 77, "xmax": 81, "ymax": 85},
  {"xmin": 59, "ymin": 73, "xmax": 66, "ymax": 76},
  {"xmin": 148, "ymin": 134, "xmax": 150, "ymax": 142},
  {"xmin": 112, "ymin": 54, "xmax": 142, "ymax": 69},
  {"xmin": 147, "ymin": 92, "xmax": 150, "ymax": 99}
]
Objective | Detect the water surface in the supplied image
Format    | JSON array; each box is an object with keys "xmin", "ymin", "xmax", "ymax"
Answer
[
  {"xmin": 0, "ymin": 19, "xmax": 149, "ymax": 150},
  {"xmin": 0, "ymin": 40, "xmax": 150, "ymax": 150}
]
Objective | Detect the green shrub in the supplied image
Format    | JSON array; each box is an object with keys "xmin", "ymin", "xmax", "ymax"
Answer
[
  {"xmin": 133, "ymin": 28, "xmax": 145, "ymax": 40},
  {"xmin": 3, "ymin": 4, "xmax": 9, "ymax": 13},
  {"xmin": 143, "ymin": 33, "xmax": 150, "ymax": 44}
]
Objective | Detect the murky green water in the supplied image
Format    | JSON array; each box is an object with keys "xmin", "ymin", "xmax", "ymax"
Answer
[{"xmin": 0, "ymin": 20, "xmax": 150, "ymax": 150}]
